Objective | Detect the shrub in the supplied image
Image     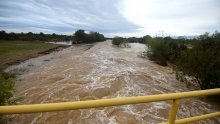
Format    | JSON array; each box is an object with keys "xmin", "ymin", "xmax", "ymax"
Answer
[
  {"xmin": 74, "ymin": 30, "xmax": 105, "ymax": 43},
  {"xmin": 175, "ymin": 35, "xmax": 220, "ymax": 89},
  {"xmin": 147, "ymin": 38, "xmax": 171, "ymax": 66},
  {"xmin": 0, "ymin": 72, "xmax": 15, "ymax": 123},
  {"xmin": 0, "ymin": 72, "xmax": 15, "ymax": 105},
  {"xmin": 146, "ymin": 37, "xmax": 187, "ymax": 66},
  {"xmin": 112, "ymin": 37, "xmax": 124, "ymax": 46}
]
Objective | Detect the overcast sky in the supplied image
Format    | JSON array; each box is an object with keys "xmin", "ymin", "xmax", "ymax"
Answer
[{"xmin": 0, "ymin": 0, "xmax": 220, "ymax": 37}]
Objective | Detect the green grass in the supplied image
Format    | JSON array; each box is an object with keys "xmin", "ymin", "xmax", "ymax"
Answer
[
  {"xmin": 0, "ymin": 40, "xmax": 65, "ymax": 122},
  {"xmin": 0, "ymin": 40, "xmax": 62, "ymax": 69}
]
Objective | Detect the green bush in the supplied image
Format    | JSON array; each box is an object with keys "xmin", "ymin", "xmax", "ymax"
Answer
[
  {"xmin": 112, "ymin": 37, "xmax": 124, "ymax": 46},
  {"xmin": 0, "ymin": 72, "xmax": 15, "ymax": 105},
  {"xmin": 74, "ymin": 29, "xmax": 105, "ymax": 43},
  {"xmin": 175, "ymin": 33, "xmax": 220, "ymax": 89},
  {"xmin": 0, "ymin": 72, "xmax": 15, "ymax": 123},
  {"xmin": 146, "ymin": 37, "xmax": 187, "ymax": 66},
  {"xmin": 146, "ymin": 32, "xmax": 220, "ymax": 89},
  {"xmin": 147, "ymin": 38, "xmax": 170, "ymax": 65}
]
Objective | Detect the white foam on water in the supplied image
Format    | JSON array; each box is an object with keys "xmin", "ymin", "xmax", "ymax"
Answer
[
  {"xmin": 151, "ymin": 102, "xmax": 170, "ymax": 109},
  {"xmin": 30, "ymin": 113, "xmax": 42, "ymax": 124},
  {"xmin": 10, "ymin": 41, "xmax": 220, "ymax": 123},
  {"xmin": 67, "ymin": 119, "xmax": 73, "ymax": 124},
  {"xmin": 108, "ymin": 116, "xmax": 117, "ymax": 124}
]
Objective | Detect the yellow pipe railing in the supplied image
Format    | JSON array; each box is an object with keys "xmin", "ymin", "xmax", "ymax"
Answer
[
  {"xmin": 168, "ymin": 99, "xmax": 180, "ymax": 124},
  {"xmin": 0, "ymin": 88, "xmax": 220, "ymax": 123},
  {"xmin": 159, "ymin": 112, "xmax": 220, "ymax": 124}
]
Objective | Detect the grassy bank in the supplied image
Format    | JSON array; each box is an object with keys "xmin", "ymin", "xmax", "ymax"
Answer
[
  {"xmin": 0, "ymin": 40, "xmax": 66, "ymax": 70},
  {"xmin": 0, "ymin": 40, "xmax": 68, "ymax": 123}
]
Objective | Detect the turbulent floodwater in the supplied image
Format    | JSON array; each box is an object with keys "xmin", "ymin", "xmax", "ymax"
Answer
[{"xmin": 6, "ymin": 41, "xmax": 220, "ymax": 124}]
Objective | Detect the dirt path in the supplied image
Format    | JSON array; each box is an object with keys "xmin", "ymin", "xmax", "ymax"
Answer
[{"xmin": 7, "ymin": 41, "xmax": 219, "ymax": 124}]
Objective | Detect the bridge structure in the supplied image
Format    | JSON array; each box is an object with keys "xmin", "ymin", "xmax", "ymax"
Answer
[{"xmin": 1, "ymin": 88, "xmax": 220, "ymax": 124}]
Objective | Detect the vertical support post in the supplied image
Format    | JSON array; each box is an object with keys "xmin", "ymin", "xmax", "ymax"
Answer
[{"xmin": 168, "ymin": 99, "xmax": 180, "ymax": 124}]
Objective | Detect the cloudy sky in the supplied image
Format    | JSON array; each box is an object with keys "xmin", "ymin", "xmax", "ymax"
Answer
[{"xmin": 0, "ymin": 0, "xmax": 220, "ymax": 37}]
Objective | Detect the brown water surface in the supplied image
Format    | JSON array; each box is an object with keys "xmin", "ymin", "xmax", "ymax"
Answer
[{"xmin": 7, "ymin": 41, "xmax": 220, "ymax": 124}]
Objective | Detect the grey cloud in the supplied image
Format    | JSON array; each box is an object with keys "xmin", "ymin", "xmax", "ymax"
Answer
[
  {"xmin": 1, "ymin": 0, "xmax": 219, "ymax": 36},
  {"xmin": 0, "ymin": 0, "xmax": 140, "ymax": 35}
]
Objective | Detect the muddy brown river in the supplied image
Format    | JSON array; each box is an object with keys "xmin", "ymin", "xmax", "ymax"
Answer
[{"xmin": 6, "ymin": 41, "xmax": 220, "ymax": 124}]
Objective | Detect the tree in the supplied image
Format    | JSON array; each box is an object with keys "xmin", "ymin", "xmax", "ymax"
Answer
[
  {"xmin": 164, "ymin": 36, "xmax": 172, "ymax": 41},
  {"xmin": 112, "ymin": 37, "xmax": 124, "ymax": 46},
  {"xmin": 146, "ymin": 37, "xmax": 187, "ymax": 66},
  {"xmin": 8, "ymin": 32, "xmax": 17, "ymax": 40},
  {"xmin": 127, "ymin": 37, "xmax": 143, "ymax": 43},
  {"xmin": 0, "ymin": 29, "xmax": 103, "ymax": 43},
  {"xmin": 74, "ymin": 29, "xmax": 105, "ymax": 43},
  {"xmin": 74, "ymin": 29, "xmax": 86, "ymax": 42},
  {"xmin": 147, "ymin": 38, "xmax": 170, "ymax": 65},
  {"xmin": 199, "ymin": 32, "xmax": 209, "ymax": 40},
  {"xmin": 39, "ymin": 32, "xmax": 44, "ymax": 36},
  {"xmin": 143, "ymin": 35, "xmax": 152, "ymax": 43},
  {"xmin": 0, "ymin": 30, "xmax": 8, "ymax": 40},
  {"xmin": 175, "ymin": 32, "xmax": 220, "ymax": 89}
]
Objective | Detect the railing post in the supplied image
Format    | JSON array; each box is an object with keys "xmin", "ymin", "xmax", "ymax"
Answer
[{"xmin": 168, "ymin": 99, "xmax": 180, "ymax": 124}]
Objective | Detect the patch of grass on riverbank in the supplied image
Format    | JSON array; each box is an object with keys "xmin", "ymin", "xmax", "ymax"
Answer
[
  {"xmin": 0, "ymin": 71, "xmax": 15, "ymax": 123},
  {"xmin": 0, "ymin": 40, "xmax": 66, "ymax": 122},
  {"xmin": 0, "ymin": 40, "xmax": 63, "ymax": 70}
]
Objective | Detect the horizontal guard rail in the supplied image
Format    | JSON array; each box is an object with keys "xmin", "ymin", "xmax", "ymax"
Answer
[
  {"xmin": 160, "ymin": 112, "xmax": 220, "ymax": 124},
  {"xmin": 1, "ymin": 88, "xmax": 220, "ymax": 124}
]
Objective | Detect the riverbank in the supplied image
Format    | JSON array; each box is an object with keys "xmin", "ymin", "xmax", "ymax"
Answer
[{"xmin": 0, "ymin": 40, "xmax": 69, "ymax": 70}]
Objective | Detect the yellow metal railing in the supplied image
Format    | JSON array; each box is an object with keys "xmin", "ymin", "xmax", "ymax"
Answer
[{"xmin": 0, "ymin": 88, "xmax": 220, "ymax": 124}]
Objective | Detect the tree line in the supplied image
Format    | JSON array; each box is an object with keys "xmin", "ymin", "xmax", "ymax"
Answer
[
  {"xmin": 0, "ymin": 29, "xmax": 105, "ymax": 43},
  {"xmin": 0, "ymin": 30, "xmax": 74, "ymax": 42}
]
